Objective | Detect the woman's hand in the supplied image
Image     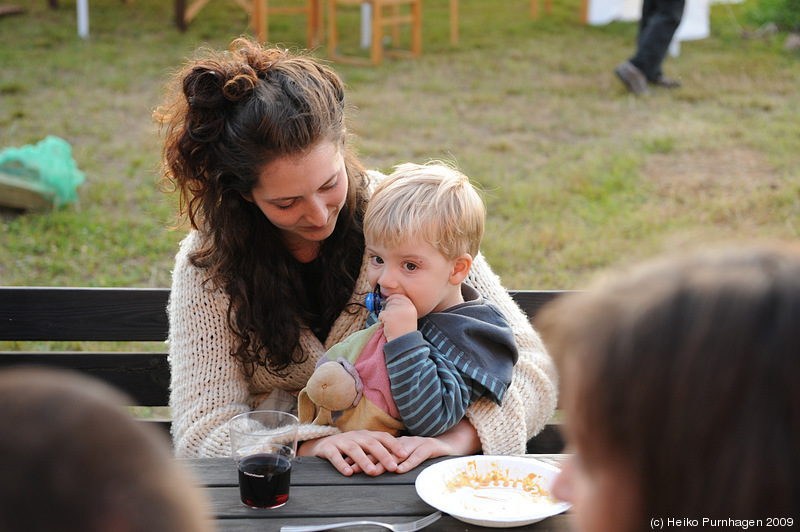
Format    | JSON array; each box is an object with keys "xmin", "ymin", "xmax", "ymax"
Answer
[
  {"xmin": 299, "ymin": 419, "xmax": 483, "ymax": 476},
  {"xmin": 298, "ymin": 430, "xmax": 410, "ymax": 476},
  {"xmin": 394, "ymin": 418, "xmax": 481, "ymax": 473}
]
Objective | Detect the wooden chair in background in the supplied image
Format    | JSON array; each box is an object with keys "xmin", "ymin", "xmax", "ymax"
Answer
[
  {"xmin": 530, "ymin": 0, "xmax": 552, "ymax": 19},
  {"xmin": 328, "ymin": 0, "xmax": 421, "ymax": 66},
  {"xmin": 175, "ymin": 0, "xmax": 323, "ymax": 47}
]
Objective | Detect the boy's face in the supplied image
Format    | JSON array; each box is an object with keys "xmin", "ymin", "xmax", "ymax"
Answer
[
  {"xmin": 551, "ymin": 444, "xmax": 641, "ymax": 532},
  {"xmin": 550, "ymin": 363, "xmax": 642, "ymax": 532},
  {"xmin": 366, "ymin": 237, "xmax": 465, "ymax": 318}
]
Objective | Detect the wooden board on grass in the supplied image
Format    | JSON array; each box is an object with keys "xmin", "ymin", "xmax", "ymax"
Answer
[
  {"xmin": 0, "ymin": 5, "xmax": 24, "ymax": 17},
  {"xmin": 0, "ymin": 170, "xmax": 54, "ymax": 211}
]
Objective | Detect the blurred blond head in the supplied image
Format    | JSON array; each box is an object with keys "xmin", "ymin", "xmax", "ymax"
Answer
[{"xmin": 364, "ymin": 162, "xmax": 485, "ymax": 260}]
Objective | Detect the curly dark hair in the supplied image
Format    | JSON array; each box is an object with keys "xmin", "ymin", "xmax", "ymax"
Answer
[{"xmin": 156, "ymin": 39, "xmax": 368, "ymax": 375}]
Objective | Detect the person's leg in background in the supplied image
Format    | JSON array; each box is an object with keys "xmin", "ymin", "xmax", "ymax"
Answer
[
  {"xmin": 631, "ymin": 0, "xmax": 685, "ymax": 83},
  {"xmin": 615, "ymin": 0, "xmax": 685, "ymax": 94}
]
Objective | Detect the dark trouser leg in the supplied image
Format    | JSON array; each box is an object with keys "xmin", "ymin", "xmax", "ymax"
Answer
[{"xmin": 630, "ymin": 0, "xmax": 685, "ymax": 81}]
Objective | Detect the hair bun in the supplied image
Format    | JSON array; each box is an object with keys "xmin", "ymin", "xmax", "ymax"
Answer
[
  {"xmin": 183, "ymin": 67, "xmax": 230, "ymax": 143},
  {"xmin": 184, "ymin": 67, "xmax": 227, "ymax": 109},
  {"xmin": 223, "ymin": 70, "xmax": 258, "ymax": 101}
]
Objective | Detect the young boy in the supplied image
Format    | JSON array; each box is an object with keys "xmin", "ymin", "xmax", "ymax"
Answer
[{"xmin": 299, "ymin": 162, "xmax": 518, "ymax": 437}]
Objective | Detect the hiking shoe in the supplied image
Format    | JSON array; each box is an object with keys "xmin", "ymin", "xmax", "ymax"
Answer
[{"xmin": 614, "ymin": 61, "xmax": 651, "ymax": 95}]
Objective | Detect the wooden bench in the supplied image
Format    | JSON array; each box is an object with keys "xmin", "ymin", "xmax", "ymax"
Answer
[{"xmin": 0, "ymin": 286, "xmax": 565, "ymax": 453}]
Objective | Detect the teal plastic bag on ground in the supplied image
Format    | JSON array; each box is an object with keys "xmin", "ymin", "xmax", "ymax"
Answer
[{"xmin": 0, "ymin": 136, "xmax": 85, "ymax": 208}]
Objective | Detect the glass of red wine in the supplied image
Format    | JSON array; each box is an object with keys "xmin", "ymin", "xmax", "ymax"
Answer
[{"xmin": 229, "ymin": 410, "xmax": 299, "ymax": 508}]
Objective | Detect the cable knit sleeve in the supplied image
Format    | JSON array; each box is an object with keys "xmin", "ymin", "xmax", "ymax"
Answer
[
  {"xmin": 463, "ymin": 254, "xmax": 558, "ymax": 455},
  {"xmin": 168, "ymin": 231, "xmax": 256, "ymax": 458},
  {"xmin": 168, "ymin": 231, "xmax": 368, "ymax": 456}
]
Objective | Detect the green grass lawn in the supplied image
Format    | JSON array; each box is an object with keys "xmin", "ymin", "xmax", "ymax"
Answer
[{"xmin": 1, "ymin": 0, "xmax": 799, "ymax": 292}]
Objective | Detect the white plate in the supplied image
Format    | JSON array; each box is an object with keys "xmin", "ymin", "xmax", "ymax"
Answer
[{"xmin": 415, "ymin": 455, "xmax": 572, "ymax": 528}]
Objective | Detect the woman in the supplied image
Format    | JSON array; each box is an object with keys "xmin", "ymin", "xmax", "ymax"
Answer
[
  {"xmin": 156, "ymin": 38, "xmax": 557, "ymax": 475},
  {"xmin": 538, "ymin": 242, "xmax": 800, "ymax": 531}
]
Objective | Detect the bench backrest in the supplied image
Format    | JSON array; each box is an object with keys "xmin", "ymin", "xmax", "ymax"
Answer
[{"xmin": 0, "ymin": 287, "xmax": 566, "ymax": 452}]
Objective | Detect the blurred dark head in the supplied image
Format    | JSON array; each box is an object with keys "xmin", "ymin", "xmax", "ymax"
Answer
[
  {"xmin": 0, "ymin": 367, "xmax": 211, "ymax": 532},
  {"xmin": 538, "ymin": 242, "xmax": 800, "ymax": 529}
]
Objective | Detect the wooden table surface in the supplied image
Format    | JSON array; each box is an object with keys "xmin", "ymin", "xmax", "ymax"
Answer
[{"xmin": 182, "ymin": 455, "xmax": 575, "ymax": 532}]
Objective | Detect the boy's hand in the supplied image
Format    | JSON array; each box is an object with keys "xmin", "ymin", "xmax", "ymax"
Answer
[{"xmin": 379, "ymin": 294, "xmax": 417, "ymax": 341}]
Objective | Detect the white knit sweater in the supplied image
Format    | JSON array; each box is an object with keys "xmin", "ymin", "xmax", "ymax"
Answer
[{"xmin": 168, "ymin": 175, "xmax": 558, "ymax": 458}]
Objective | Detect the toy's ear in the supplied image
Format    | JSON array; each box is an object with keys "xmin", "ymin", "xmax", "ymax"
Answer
[
  {"xmin": 297, "ymin": 389, "xmax": 319, "ymax": 423},
  {"xmin": 449, "ymin": 253, "xmax": 472, "ymax": 285}
]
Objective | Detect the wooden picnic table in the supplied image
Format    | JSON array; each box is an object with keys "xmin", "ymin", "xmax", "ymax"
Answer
[{"xmin": 182, "ymin": 455, "xmax": 575, "ymax": 531}]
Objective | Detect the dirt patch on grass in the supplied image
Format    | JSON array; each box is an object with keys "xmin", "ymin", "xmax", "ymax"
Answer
[{"xmin": 643, "ymin": 147, "xmax": 781, "ymax": 196}]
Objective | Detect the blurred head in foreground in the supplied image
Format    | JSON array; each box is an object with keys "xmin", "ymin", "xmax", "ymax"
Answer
[
  {"xmin": 0, "ymin": 367, "xmax": 211, "ymax": 532},
  {"xmin": 538, "ymin": 242, "xmax": 800, "ymax": 532}
]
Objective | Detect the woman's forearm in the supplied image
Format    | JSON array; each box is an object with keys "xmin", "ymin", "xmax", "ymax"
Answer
[{"xmin": 436, "ymin": 417, "xmax": 481, "ymax": 454}]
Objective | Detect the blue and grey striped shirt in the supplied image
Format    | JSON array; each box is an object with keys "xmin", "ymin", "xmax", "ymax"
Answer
[{"xmin": 381, "ymin": 284, "xmax": 518, "ymax": 437}]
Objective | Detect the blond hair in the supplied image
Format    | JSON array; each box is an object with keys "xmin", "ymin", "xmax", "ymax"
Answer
[{"xmin": 364, "ymin": 162, "xmax": 485, "ymax": 260}]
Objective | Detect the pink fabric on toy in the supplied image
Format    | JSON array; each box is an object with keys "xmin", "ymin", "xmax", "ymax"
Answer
[{"xmin": 353, "ymin": 324, "xmax": 400, "ymax": 419}]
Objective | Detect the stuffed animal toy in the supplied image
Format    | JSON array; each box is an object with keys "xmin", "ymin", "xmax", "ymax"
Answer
[{"xmin": 298, "ymin": 322, "xmax": 405, "ymax": 435}]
